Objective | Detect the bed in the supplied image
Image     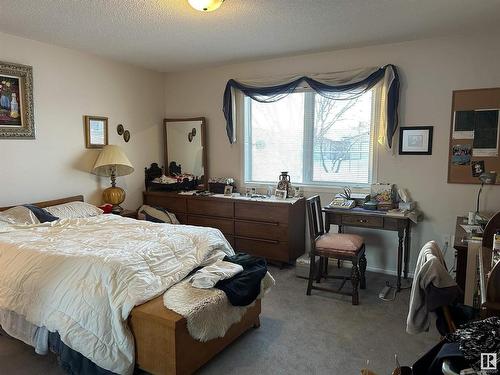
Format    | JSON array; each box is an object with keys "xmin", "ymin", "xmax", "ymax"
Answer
[{"xmin": 0, "ymin": 195, "xmax": 262, "ymax": 375}]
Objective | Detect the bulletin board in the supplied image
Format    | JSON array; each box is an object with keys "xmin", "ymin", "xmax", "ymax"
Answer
[{"xmin": 448, "ymin": 87, "xmax": 500, "ymax": 184}]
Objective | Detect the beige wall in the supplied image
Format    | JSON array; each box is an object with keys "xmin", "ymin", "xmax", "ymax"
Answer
[
  {"xmin": 0, "ymin": 32, "xmax": 165, "ymax": 209},
  {"xmin": 164, "ymin": 34, "xmax": 500, "ymax": 275}
]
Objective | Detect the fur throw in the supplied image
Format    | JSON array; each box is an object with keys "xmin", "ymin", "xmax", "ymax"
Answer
[{"xmin": 164, "ymin": 272, "xmax": 274, "ymax": 342}]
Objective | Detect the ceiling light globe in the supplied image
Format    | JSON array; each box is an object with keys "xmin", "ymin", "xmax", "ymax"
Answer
[{"xmin": 188, "ymin": 0, "xmax": 224, "ymax": 12}]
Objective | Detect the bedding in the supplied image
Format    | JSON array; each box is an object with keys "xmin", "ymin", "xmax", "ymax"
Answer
[
  {"xmin": 44, "ymin": 201, "xmax": 103, "ymax": 219},
  {"xmin": 24, "ymin": 204, "xmax": 59, "ymax": 223},
  {"xmin": 0, "ymin": 214, "xmax": 233, "ymax": 374},
  {"xmin": 0, "ymin": 205, "xmax": 40, "ymax": 225}
]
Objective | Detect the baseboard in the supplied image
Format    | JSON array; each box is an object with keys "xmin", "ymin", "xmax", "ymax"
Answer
[
  {"xmin": 363, "ymin": 264, "xmax": 414, "ymax": 279},
  {"xmin": 295, "ymin": 254, "xmax": 415, "ymax": 279}
]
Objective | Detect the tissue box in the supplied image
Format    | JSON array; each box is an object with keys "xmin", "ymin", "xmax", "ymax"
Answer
[{"xmin": 399, "ymin": 201, "xmax": 416, "ymax": 211}]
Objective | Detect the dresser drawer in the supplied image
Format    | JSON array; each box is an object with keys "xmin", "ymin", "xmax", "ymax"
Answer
[
  {"xmin": 225, "ymin": 235, "xmax": 235, "ymax": 248},
  {"xmin": 176, "ymin": 213, "xmax": 187, "ymax": 224},
  {"xmin": 188, "ymin": 215, "xmax": 234, "ymax": 235},
  {"xmin": 341, "ymin": 214, "xmax": 383, "ymax": 228},
  {"xmin": 235, "ymin": 220, "xmax": 288, "ymax": 241},
  {"xmin": 234, "ymin": 237, "xmax": 289, "ymax": 262},
  {"xmin": 144, "ymin": 194, "xmax": 187, "ymax": 213},
  {"xmin": 234, "ymin": 202, "xmax": 288, "ymax": 223},
  {"xmin": 187, "ymin": 199, "xmax": 233, "ymax": 218}
]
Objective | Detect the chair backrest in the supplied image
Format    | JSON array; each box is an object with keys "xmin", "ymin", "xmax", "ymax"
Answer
[
  {"xmin": 306, "ymin": 195, "xmax": 325, "ymax": 246},
  {"xmin": 483, "ymin": 211, "xmax": 500, "ymax": 249}
]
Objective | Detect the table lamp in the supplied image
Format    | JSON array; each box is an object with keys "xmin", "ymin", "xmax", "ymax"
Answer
[
  {"xmin": 92, "ymin": 145, "xmax": 134, "ymax": 213},
  {"xmin": 476, "ymin": 171, "xmax": 497, "ymax": 217}
]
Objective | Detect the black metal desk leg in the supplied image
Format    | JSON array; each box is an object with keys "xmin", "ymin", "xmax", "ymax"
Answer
[
  {"xmin": 397, "ymin": 229, "xmax": 404, "ymax": 291},
  {"xmin": 325, "ymin": 214, "xmax": 331, "ymax": 233},
  {"xmin": 404, "ymin": 221, "xmax": 411, "ymax": 280}
]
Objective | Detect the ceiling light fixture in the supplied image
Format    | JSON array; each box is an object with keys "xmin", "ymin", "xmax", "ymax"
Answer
[{"xmin": 188, "ymin": 0, "xmax": 224, "ymax": 12}]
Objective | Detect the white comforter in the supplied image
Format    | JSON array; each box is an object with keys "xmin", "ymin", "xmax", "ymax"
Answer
[{"xmin": 0, "ymin": 215, "xmax": 234, "ymax": 374}]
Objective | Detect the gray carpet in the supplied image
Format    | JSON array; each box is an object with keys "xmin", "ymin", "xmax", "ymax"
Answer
[{"xmin": 0, "ymin": 267, "xmax": 438, "ymax": 375}]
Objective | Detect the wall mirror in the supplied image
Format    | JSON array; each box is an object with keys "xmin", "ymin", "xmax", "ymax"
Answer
[{"xmin": 164, "ymin": 117, "xmax": 207, "ymax": 189}]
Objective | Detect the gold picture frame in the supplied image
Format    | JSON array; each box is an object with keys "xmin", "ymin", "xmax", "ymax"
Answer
[
  {"xmin": 84, "ymin": 115, "xmax": 108, "ymax": 149},
  {"xmin": 0, "ymin": 61, "xmax": 35, "ymax": 139}
]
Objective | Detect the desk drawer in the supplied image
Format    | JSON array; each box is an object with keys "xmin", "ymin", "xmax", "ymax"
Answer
[
  {"xmin": 341, "ymin": 215, "xmax": 383, "ymax": 228},
  {"xmin": 235, "ymin": 220, "xmax": 288, "ymax": 241},
  {"xmin": 188, "ymin": 215, "xmax": 234, "ymax": 235},
  {"xmin": 187, "ymin": 199, "xmax": 233, "ymax": 218}
]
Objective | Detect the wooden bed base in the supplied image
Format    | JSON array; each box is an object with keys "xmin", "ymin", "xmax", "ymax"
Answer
[{"xmin": 1, "ymin": 195, "xmax": 262, "ymax": 375}]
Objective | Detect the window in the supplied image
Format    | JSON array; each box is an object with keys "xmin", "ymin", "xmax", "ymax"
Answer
[{"xmin": 243, "ymin": 88, "xmax": 377, "ymax": 186}]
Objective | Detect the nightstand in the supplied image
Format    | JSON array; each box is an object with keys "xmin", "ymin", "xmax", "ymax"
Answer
[{"xmin": 115, "ymin": 209, "xmax": 137, "ymax": 219}]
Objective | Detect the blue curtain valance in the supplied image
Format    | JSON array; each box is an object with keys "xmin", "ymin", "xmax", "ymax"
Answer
[{"xmin": 222, "ymin": 64, "xmax": 400, "ymax": 149}]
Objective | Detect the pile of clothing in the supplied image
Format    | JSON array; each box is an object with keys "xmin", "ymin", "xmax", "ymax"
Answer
[{"xmin": 164, "ymin": 253, "xmax": 274, "ymax": 341}]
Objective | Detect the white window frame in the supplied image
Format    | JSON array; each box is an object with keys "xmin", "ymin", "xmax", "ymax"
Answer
[{"xmin": 239, "ymin": 87, "xmax": 380, "ymax": 190}]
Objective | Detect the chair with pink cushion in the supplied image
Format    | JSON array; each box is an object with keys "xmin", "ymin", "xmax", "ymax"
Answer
[{"xmin": 306, "ymin": 195, "xmax": 367, "ymax": 305}]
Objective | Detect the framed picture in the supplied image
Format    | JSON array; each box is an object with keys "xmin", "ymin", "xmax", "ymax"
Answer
[
  {"xmin": 275, "ymin": 189, "xmax": 287, "ymax": 200},
  {"xmin": 245, "ymin": 187, "xmax": 252, "ymax": 197},
  {"xmin": 223, "ymin": 185, "xmax": 233, "ymax": 196},
  {"xmin": 471, "ymin": 160, "xmax": 485, "ymax": 177},
  {"xmin": 399, "ymin": 126, "xmax": 433, "ymax": 155},
  {"xmin": 0, "ymin": 61, "xmax": 35, "ymax": 139},
  {"xmin": 84, "ymin": 115, "xmax": 108, "ymax": 149}
]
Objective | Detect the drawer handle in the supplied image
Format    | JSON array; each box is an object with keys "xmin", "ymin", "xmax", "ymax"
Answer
[
  {"xmin": 236, "ymin": 219, "xmax": 279, "ymax": 226},
  {"xmin": 236, "ymin": 236, "xmax": 279, "ymax": 244},
  {"xmin": 358, "ymin": 219, "xmax": 368, "ymax": 223}
]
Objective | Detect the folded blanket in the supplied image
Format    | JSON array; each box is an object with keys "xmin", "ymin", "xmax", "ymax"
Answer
[
  {"xmin": 164, "ymin": 272, "xmax": 274, "ymax": 342},
  {"xmin": 191, "ymin": 259, "xmax": 243, "ymax": 289}
]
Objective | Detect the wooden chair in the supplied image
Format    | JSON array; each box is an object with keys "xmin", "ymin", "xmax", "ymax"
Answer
[{"xmin": 305, "ymin": 195, "xmax": 367, "ymax": 305}]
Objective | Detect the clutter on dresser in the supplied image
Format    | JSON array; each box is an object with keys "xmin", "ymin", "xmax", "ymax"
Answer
[
  {"xmin": 144, "ymin": 163, "xmax": 200, "ymax": 191},
  {"xmin": 208, "ymin": 177, "xmax": 236, "ymax": 194},
  {"xmin": 276, "ymin": 171, "xmax": 292, "ymax": 198}
]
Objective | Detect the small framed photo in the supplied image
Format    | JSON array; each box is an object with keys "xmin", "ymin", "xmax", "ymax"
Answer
[
  {"xmin": 223, "ymin": 185, "xmax": 233, "ymax": 196},
  {"xmin": 84, "ymin": 115, "xmax": 108, "ymax": 149},
  {"xmin": 275, "ymin": 189, "xmax": 287, "ymax": 200},
  {"xmin": 399, "ymin": 126, "xmax": 433, "ymax": 155},
  {"xmin": 245, "ymin": 187, "xmax": 252, "ymax": 197},
  {"xmin": 471, "ymin": 160, "xmax": 485, "ymax": 177}
]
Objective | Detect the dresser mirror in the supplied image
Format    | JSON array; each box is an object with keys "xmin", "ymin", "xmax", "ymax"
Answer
[{"xmin": 164, "ymin": 117, "xmax": 207, "ymax": 189}]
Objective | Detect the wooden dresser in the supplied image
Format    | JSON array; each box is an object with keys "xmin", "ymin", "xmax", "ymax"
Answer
[{"xmin": 143, "ymin": 191, "xmax": 305, "ymax": 264}]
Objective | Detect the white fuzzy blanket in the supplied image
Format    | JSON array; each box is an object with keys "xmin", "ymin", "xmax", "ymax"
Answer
[{"xmin": 164, "ymin": 272, "xmax": 274, "ymax": 342}]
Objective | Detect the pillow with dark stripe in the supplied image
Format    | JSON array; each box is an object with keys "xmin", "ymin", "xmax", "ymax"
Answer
[{"xmin": 24, "ymin": 204, "xmax": 59, "ymax": 223}]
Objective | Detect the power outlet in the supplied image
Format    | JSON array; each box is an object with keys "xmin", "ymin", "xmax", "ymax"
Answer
[{"xmin": 442, "ymin": 234, "xmax": 452, "ymax": 248}]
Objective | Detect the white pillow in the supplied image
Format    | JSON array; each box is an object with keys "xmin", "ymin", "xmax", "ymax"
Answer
[
  {"xmin": 0, "ymin": 206, "xmax": 40, "ymax": 225},
  {"xmin": 45, "ymin": 202, "xmax": 103, "ymax": 219}
]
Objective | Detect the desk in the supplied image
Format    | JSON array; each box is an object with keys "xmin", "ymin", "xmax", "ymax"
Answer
[{"xmin": 323, "ymin": 207, "xmax": 412, "ymax": 291}]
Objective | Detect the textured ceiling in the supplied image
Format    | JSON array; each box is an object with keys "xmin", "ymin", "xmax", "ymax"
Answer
[{"xmin": 1, "ymin": 0, "xmax": 500, "ymax": 72}]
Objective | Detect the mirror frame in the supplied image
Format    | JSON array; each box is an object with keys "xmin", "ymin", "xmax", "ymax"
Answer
[{"xmin": 163, "ymin": 117, "xmax": 208, "ymax": 190}]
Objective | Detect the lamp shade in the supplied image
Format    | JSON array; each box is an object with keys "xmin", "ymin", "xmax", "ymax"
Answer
[{"xmin": 92, "ymin": 145, "xmax": 134, "ymax": 177}]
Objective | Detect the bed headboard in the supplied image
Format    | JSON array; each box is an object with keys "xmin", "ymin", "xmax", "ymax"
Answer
[{"xmin": 0, "ymin": 195, "xmax": 84, "ymax": 212}]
